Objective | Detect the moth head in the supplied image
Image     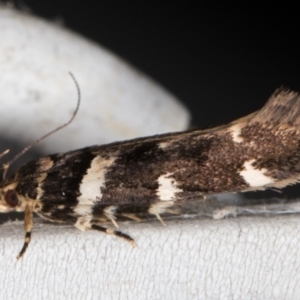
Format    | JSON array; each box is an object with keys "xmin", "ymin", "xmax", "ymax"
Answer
[{"xmin": 0, "ymin": 186, "xmax": 24, "ymax": 212}]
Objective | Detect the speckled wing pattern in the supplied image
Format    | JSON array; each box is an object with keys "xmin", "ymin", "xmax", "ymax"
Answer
[{"xmin": 1, "ymin": 87, "xmax": 300, "ymax": 258}]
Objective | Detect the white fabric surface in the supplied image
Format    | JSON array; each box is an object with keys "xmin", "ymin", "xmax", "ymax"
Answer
[{"xmin": 0, "ymin": 215, "xmax": 299, "ymax": 299}]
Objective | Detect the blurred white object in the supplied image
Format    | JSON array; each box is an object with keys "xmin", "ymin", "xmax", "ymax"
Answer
[{"xmin": 0, "ymin": 6, "xmax": 190, "ymax": 154}]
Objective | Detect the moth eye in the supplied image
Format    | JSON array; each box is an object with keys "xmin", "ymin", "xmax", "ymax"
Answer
[{"xmin": 4, "ymin": 190, "xmax": 19, "ymax": 208}]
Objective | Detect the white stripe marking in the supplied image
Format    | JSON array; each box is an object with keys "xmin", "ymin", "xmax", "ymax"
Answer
[
  {"xmin": 229, "ymin": 124, "xmax": 244, "ymax": 143},
  {"xmin": 75, "ymin": 156, "xmax": 116, "ymax": 216},
  {"xmin": 157, "ymin": 173, "xmax": 183, "ymax": 201},
  {"xmin": 158, "ymin": 141, "xmax": 171, "ymax": 149},
  {"xmin": 240, "ymin": 159, "xmax": 274, "ymax": 187}
]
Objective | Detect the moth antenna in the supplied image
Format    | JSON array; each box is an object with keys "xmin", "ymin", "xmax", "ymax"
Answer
[
  {"xmin": 0, "ymin": 149, "xmax": 10, "ymax": 160},
  {"xmin": 2, "ymin": 72, "xmax": 80, "ymax": 180}
]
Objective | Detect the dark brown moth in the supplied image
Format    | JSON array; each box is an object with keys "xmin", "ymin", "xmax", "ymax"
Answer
[{"xmin": 1, "ymin": 86, "xmax": 300, "ymax": 258}]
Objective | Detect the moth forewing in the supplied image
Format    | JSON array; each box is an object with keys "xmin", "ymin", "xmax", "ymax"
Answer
[{"xmin": 1, "ymin": 87, "xmax": 300, "ymax": 258}]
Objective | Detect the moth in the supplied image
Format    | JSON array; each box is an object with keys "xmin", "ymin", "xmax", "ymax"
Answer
[{"xmin": 1, "ymin": 85, "xmax": 300, "ymax": 259}]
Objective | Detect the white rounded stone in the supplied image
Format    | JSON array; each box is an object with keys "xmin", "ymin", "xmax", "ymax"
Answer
[{"xmin": 0, "ymin": 6, "xmax": 190, "ymax": 154}]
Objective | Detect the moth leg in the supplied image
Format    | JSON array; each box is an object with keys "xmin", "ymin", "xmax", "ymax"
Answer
[
  {"xmin": 17, "ymin": 204, "xmax": 33, "ymax": 259},
  {"xmin": 108, "ymin": 217, "xmax": 119, "ymax": 229},
  {"xmin": 165, "ymin": 208, "xmax": 181, "ymax": 215},
  {"xmin": 121, "ymin": 213, "xmax": 142, "ymax": 222},
  {"xmin": 154, "ymin": 213, "xmax": 167, "ymax": 226},
  {"xmin": 103, "ymin": 205, "xmax": 119, "ymax": 228},
  {"xmin": 91, "ymin": 224, "xmax": 137, "ymax": 247},
  {"xmin": 148, "ymin": 201, "xmax": 175, "ymax": 227}
]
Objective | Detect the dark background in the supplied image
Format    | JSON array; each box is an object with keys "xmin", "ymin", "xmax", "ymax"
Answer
[{"xmin": 10, "ymin": 1, "xmax": 300, "ymax": 127}]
